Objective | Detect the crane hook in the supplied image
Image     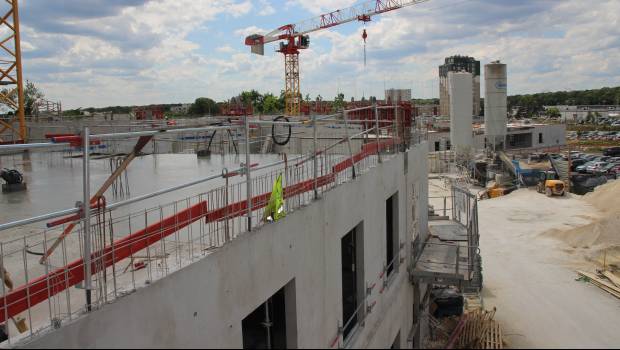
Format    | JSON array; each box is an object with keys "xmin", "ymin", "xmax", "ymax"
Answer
[{"xmin": 362, "ymin": 28, "xmax": 368, "ymax": 67}]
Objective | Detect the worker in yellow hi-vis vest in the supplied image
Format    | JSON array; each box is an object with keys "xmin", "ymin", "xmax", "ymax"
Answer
[{"xmin": 263, "ymin": 174, "xmax": 286, "ymax": 222}]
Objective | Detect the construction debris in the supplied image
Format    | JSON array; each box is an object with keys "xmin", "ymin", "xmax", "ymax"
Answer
[{"xmin": 576, "ymin": 270, "xmax": 620, "ymax": 299}]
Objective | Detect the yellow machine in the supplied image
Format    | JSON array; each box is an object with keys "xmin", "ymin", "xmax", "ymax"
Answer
[{"xmin": 537, "ymin": 171, "xmax": 566, "ymax": 197}]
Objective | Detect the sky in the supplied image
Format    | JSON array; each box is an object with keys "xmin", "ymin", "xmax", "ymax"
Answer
[{"xmin": 13, "ymin": 0, "xmax": 620, "ymax": 109}]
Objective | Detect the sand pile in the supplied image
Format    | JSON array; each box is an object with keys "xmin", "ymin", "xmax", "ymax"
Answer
[
  {"xmin": 545, "ymin": 180, "xmax": 620, "ymax": 267},
  {"xmin": 583, "ymin": 179, "xmax": 620, "ymax": 213}
]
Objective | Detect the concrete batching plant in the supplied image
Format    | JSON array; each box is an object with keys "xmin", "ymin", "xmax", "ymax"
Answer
[{"xmin": 484, "ymin": 61, "xmax": 508, "ymax": 150}]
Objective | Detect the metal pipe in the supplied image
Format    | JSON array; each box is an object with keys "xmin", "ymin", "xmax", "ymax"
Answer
[
  {"xmin": 250, "ymin": 120, "xmax": 304, "ymax": 126},
  {"xmin": 374, "ymin": 103, "xmax": 382, "ymax": 163},
  {"xmin": 0, "ymin": 207, "xmax": 79, "ymax": 231},
  {"xmin": 244, "ymin": 115, "xmax": 252, "ymax": 232},
  {"xmin": 92, "ymin": 125, "xmax": 241, "ymax": 140},
  {"xmin": 0, "ymin": 142, "xmax": 71, "ymax": 151},
  {"xmin": 82, "ymin": 127, "xmax": 92, "ymax": 311},
  {"xmin": 313, "ymin": 113, "xmax": 318, "ymax": 198}
]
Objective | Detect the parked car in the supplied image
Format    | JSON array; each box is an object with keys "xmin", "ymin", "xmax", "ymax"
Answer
[
  {"xmin": 603, "ymin": 147, "xmax": 620, "ymax": 157},
  {"xmin": 601, "ymin": 163, "xmax": 620, "ymax": 179},
  {"xmin": 576, "ymin": 161, "xmax": 595, "ymax": 173},
  {"xmin": 586, "ymin": 161, "xmax": 608, "ymax": 173},
  {"xmin": 570, "ymin": 159, "xmax": 587, "ymax": 171},
  {"xmin": 583, "ymin": 154, "xmax": 598, "ymax": 161}
]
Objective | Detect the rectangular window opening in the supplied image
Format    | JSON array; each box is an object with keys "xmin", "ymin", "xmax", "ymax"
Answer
[
  {"xmin": 342, "ymin": 222, "xmax": 364, "ymax": 341},
  {"xmin": 386, "ymin": 192, "xmax": 399, "ymax": 277},
  {"xmin": 242, "ymin": 279, "xmax": 297, "ymax": 349}
]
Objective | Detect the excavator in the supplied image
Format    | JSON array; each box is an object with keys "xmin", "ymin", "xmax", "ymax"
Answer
[{"xmin": 536, "ymin": 170, "xmax": 566, "ymax": 197}]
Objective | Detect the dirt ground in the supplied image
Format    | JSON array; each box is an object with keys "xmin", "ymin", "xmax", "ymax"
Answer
[
  {"xmin": 476, "ymin": 187, "xmax": 620, "ymax": 348},
  {"xmin": 428, "ymin": 176, "xmax": 620, "ymax": 348}
]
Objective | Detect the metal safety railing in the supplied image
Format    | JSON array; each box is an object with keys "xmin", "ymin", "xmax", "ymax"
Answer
[{"xmin": 0, "ymin": 106, "xmax": 423, "ymax": 345}]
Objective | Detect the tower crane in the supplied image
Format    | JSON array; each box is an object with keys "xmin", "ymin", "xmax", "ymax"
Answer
[{"xmin": 245, "ymin": 0, "xmax": 429, "ymax": 116}]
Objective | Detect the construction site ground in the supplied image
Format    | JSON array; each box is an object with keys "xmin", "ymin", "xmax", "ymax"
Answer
[{"xmin": 429, "ymin": 178, "xmax": 620, "ymax": 348}]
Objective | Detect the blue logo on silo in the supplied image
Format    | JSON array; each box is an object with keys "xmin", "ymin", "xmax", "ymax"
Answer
[{"xmin": 495, "ymin": 81, "xmax": 507, "ymax": 90}]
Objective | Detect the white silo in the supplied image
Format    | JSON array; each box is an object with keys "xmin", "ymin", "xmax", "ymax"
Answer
[
  {"xmin": 484, "ymin": 61, "xmax": 508, "ymax": 150},
  {"xmin": 448, "ymin": 71, "xmax": 473, "ymax": 156}
]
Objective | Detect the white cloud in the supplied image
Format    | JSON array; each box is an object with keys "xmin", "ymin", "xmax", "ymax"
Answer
[
  {"xmin": 18, "ymin": 0, "xmax": 620, "ymax": 108},
  {"xmin": 235, "ymin": 25, "xmax": 269, "ymax": 38},
  {"xmin": 257, "ymin": 0, "xmax": 276, "ymax": 16},
  {"xmin": 216, "ymin": 45, "xmax": 237, "ymax": 53}
]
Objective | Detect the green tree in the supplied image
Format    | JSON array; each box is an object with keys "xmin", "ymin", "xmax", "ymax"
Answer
[
  {"xmin": 333, "ymin": 93, "xmax": 345, "ymax": 110},
  {"xmin": 0, "ymin": 80, "xmax": 44, "ymax": 116},
  {"xmin": 262, "ymin": 93, "xmax": 280, "ymax": 114},
  {"xmin": 240, "ymin": 90, "xmax": 261, "ymax": 107},
  {"xmin": 189, "ymin": 97, "xmax": 219, "ymax": 116},
  {"xmin": 545, "ymin": 107, "xmax": 561, "ymax": 119},
  {"xmin": 63, "ymin": 109, "xmax": 83, "ymax": 117},
  {"xmin": 24, "ymin": 81, "xmax": 44, "ymax": 116}
]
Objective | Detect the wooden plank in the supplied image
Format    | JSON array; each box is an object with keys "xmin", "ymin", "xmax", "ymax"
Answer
[{"xmin": 602, "ymin": 270, "xmax": 620, "ymax": 289}]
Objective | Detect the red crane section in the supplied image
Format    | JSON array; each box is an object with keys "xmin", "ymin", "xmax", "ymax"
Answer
[{"xmin": 245, "ymin": 0, "xmax": 430, "ymax": 116}]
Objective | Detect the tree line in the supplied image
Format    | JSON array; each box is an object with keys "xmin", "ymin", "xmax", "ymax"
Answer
[{"xmin": 508, "ymin": 86, "xmax": 620, "ymax": 117}]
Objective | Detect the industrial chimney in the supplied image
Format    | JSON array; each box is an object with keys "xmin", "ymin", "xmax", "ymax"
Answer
[{"xmin": 484, "ymin": 61, "xmax": 507, "ymax": 150}]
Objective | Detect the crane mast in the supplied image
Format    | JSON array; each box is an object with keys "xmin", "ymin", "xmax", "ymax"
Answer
[
  {"xmin": 245, "ymin": 0, "xmax": 429, "ymax": 116},
  {"xmin": 0, "ymin": 0, "xmax": 25, "ymax": 144}
]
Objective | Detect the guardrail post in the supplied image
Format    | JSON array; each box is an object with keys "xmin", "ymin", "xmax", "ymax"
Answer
[
  {"xmin": 374, "ymin": 103, "xmax": 382, "ymax": 163},
  {"xmin": 313, "ymin": 113, "xmax": 318, "ymax": 199},
  {"xmin": 82, "ymin": 127, "xmax": 92, "ymax": 311},
  {"xmin": 244, "ymin": 115, "xmax": 252, "ymax": 232},
  {"xmin": 343, "ymin": 110, "xmax": 356, "ymax": 179}
]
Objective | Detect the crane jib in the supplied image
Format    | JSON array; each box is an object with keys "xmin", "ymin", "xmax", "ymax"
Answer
[{"xmin": 244, "ymin": 0, "xmax": 429, "ymax": 47}]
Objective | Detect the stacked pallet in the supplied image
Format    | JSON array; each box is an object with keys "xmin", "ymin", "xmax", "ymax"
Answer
[{"xmin": 455, "ymin": 308, "xmax": 504, "ymax": 349}]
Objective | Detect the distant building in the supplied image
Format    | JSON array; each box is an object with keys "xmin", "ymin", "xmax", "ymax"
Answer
[
  {"xmin": 170, "ymin": 104, "xmax": 192, "ymax": 114},
  {"xmin": 427, "ymin": 122, "xmax": 566, "ymax": 152},
  {"xmin": 385, "ymin": 89, "xmax": 411, "ymax": 103},
  {"xmin": 414, "ymin": 104, "xmax": 439, "ymax": 117},
  {"xmin": 439, "ymin": 56, "xmax": 481, "ymax": 117},
  {"xmin": 544, "ymin": 105, "xmax": 620, "ymax": 122}
]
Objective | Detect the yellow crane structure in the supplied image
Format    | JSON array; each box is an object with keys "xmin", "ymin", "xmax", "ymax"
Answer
[{"xmin": 0, "ymin": 0, "xmax": 25, "ymax": 144}]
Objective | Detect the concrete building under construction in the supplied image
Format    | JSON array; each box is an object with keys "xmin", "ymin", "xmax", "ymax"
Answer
[{"xmin": 0, "ymin": 102, "xmax": 486, "ymax": 349}]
